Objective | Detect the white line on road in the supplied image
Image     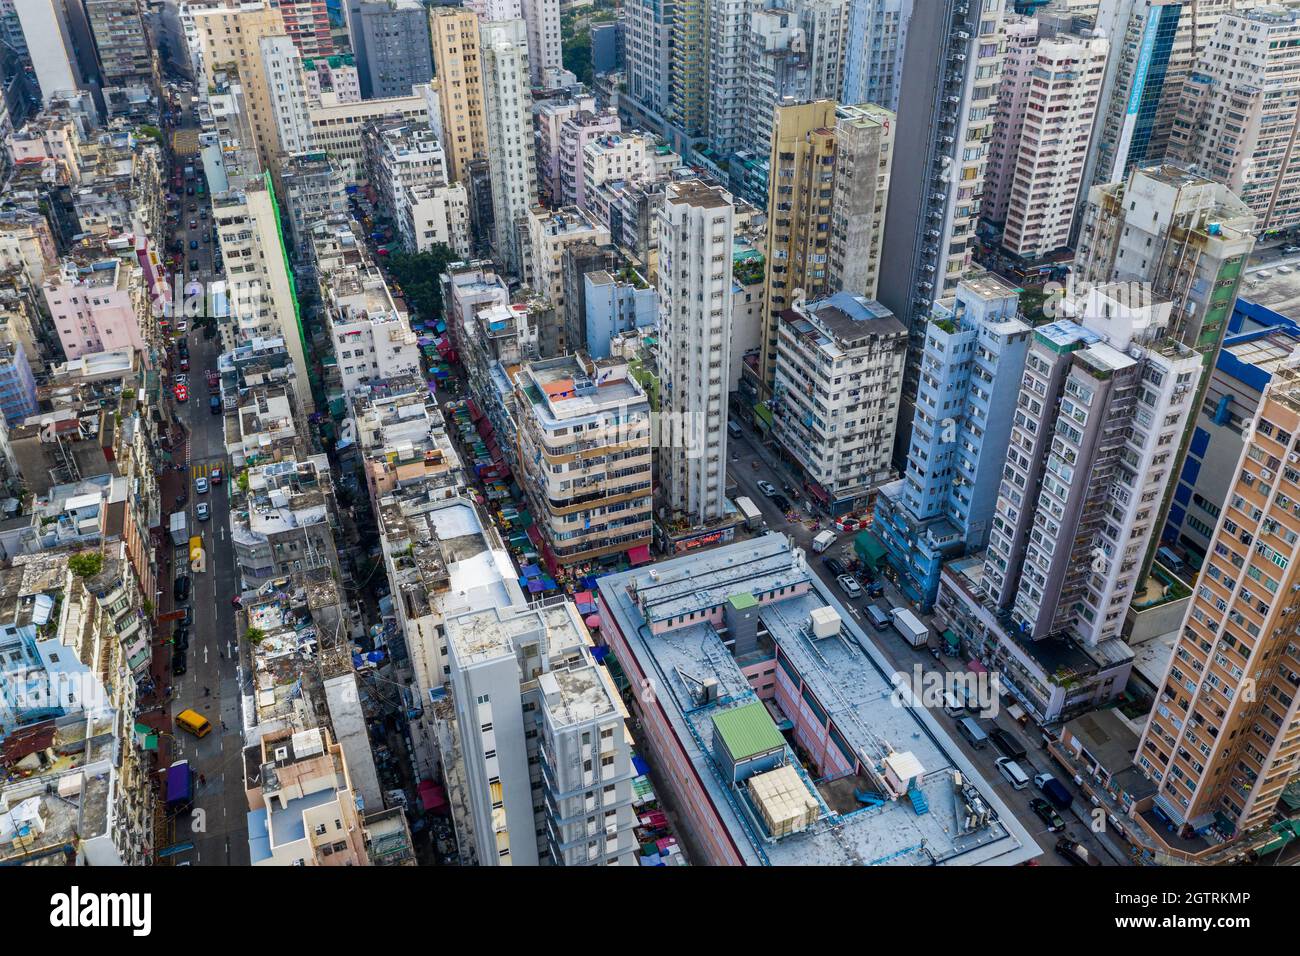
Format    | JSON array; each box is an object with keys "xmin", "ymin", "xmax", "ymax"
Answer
[{"xmin": 204, "ymin": 645, "xmax": 208, "ymax": 665}]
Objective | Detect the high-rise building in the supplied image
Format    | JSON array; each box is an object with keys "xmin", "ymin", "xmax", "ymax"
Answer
[
  {"xmin": 521, "ymin": 0, "xmax": 563, "ymax": 87},
  {"xmin": 84, "ymin": 0, "xmax": 153, "ymax": 88},
  {"xmin": 261, "ymin": 36, "xmax": 316, "ymax": 156},
  {"xmin": 981, "ymin": 16, "xmax": 1107, "ymax": 260},
  {"xmin": 1081, "ymin": 0, "xmax": 1245, "ymax": 202},
  {"xmin": 514, "ymin": 352, "xmax": 653, "ymax": 567},
  {"xmin": 345, "ymin": 0, "xmax": 432, "ymax": 99},
  {"xmin": 758, "ymin": 100, "xmax": 893, "ymax": 395},
  {"xmin": 841, "ymin": 0, "xmax": 913, "ymax": 111},
  {"xmin": 828, "ymin": 102, "xmax": 893, "ymax": 300},
  {"xmin": 193, "ymin": 2, "xmax": 292, "ymax": 170},
  {"xmin": 13, "ymin": 0, "xmax": 83, "ymax": 104},
  {"xmin": 1169, "ymin": 6, "xmax": 1300, "ymax": 236},
  {"xmin": 269, "ymin": 0, "xmax": 334, "ymax": 58},
  {"xmin": 1136, "ymin": 361, "xmax": 1300, "ymax": 848},
  {"xmin": 873, "ymin": 274, "xmax": 1031, "ymax": 610},
  {"xmin": 621, "ymin": 0, "xmax": 675, "ymax": 130},
  {"xmin": 875, "ymin": 0, "xmax": 1005, "ymax": 462},
  {"xmin": 429, "ymin": 6, "xmax": 489, "ymax": 184},
  {"xmin": 441, "ymin": 600, "xmax": 637, "ymax": 866},
  {"xmin": 771, "ymin": 292, "xmax": 907, "ymax": 513},
  {"xmin": 707, "ymin": 0, "xmax": 760, "ymax": 162},
  {"xmin": 657, "ymin": 180, "xmax": 733, "ymax": 525},
  {"xmin": 667, "ymin": 0, "xmax": 707, "ymax": 146},
  {"xmin": 480, "ymin": 18, "xmax": 537, "ymax": 275}
]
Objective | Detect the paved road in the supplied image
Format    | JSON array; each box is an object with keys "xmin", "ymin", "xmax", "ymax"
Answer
[
  {"xmin": 159, "ymin": 90, "xmax": 249, "ymax": 866},
  {"xmin": 726, "ymin": 421, "xmax": 1129, "ymax": 866}
]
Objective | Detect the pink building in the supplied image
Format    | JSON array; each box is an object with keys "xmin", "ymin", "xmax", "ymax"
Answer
[
  {"xmin": 981, "ymin": 18, "xmax": 1108, "ymax": 260},
  {"xmin": 558, "ymin": 108, "xmax": 620, "ymax": 209},
  {"xmin": 534, "ymin": 90, "xmax": 597, "ymax": 206},
  {"xmin": 44, "ymin": 258, "xmax": 147, "ymax": 361}
]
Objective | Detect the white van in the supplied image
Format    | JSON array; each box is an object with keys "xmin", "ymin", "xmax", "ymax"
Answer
[{"xmin": 996, "ymin": 757, "xmax": 1030, "ymax": 790}]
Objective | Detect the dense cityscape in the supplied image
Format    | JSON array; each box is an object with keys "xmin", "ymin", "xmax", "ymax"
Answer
[{"xmin": 0, "ymin": 0, "xmax": 1293, "ymax": 891}]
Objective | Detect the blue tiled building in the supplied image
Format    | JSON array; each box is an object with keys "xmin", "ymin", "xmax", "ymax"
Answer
[
  {"xmin": 0, "ymin": 335, "xmax": 37, "ymax": 425},
  {"xmin": 1162, "ymin": 297, "xmax": 1300, "ymax": 564},
  {"xmin": 872, "ymin": 275, "xmax": 1030, "ymax": 610}
]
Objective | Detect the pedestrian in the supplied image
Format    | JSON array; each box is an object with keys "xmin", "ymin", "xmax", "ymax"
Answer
[
  {"xmin": 204, "ymin": 685, "xmax": 211, "ymax": 697},
  {"xmin": 199, "ymin": 773, "xmax": 206, "ymax": 786}
]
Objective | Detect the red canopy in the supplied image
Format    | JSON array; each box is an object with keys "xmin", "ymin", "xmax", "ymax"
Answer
[
  {"xmin": 418, "ymin": 780, "xmax": 448, "ymax": 813},
  {"xmin": 628, "ymin": 544, "xmax": 652, "ymax": 566}
]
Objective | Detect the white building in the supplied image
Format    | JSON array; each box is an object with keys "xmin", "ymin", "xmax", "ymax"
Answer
[
  {"xmin": 261, "ymin": 36, "xmax": 316, "ymax": 157},
  {"xmin": 841, "ymin": 0, "xmax": 913, "ymax": 111},
  {"xmin": 480, "ymin": 19, "xmax": 538, "ymax": 275},
  {"xmin": 13, "ymin": 0, "xmax": 82, "ymax": 104},
  {"xmin": 522, "ymin": 0, "xmax": 564, "ymax": 88},
  {"xmin": 443, "ymin": 600, "xmax": 637, "ymax": 866},
  {"xmin": 324, "ymin": 267, "xmax": 422, "ymax": 394},
  {"xmin": 657, "ymin": 181, "xmax": 734, "ymax": 524}
]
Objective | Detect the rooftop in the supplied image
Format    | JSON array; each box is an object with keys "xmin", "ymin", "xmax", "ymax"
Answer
[{"xmin": 597, "ymin": 535, "xmax": 1039, "ymax": 866}]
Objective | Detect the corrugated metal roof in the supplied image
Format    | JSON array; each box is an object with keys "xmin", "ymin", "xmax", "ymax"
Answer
[{"xmin": 712, "ymin": 701, "xmax": 784, "ymax": 762}]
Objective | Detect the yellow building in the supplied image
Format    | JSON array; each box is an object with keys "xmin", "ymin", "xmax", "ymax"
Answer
[{"xmin": 429, "ymin": 6, "xmax": 489, "ymax": 184}]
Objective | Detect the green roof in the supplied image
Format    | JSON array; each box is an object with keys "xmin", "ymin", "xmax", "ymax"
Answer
[
  {"xmin": 712, "ymin": 702, "xmax": 784, "ymax": 762},
  {"xmin": 729, "ymin": 592, "xmax": 757, "ymax": 610},
  {"xmin": 854, "ymin": 530, "xmax": 885, "ymax": 567}
]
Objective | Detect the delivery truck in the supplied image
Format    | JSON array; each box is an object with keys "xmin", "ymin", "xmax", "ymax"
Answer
[
  {"xmin": 735, "ymin": 496, "xmax": 763, "ymax": 531},
  {"xmin": 812, "ymin": 530, "xmax": 836, "ymax": 553},
  {"xmin": 890, "ymin": 607, "xmax": 929, "ymax": 647},
  {"xmin": 166, "ymin": 760, "xmax": 194, "ymax": 814}
]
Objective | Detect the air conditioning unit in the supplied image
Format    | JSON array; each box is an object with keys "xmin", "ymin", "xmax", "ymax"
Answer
[
  {"xmin": 1261, "ymin": 468, "xmax": 1274, "ymax": 480},
  {"xmin": 1289, "ymin": 453, "xmax": 1299, "ymax": 464}
]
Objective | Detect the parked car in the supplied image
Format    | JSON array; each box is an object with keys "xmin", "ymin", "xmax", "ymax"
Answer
[
  {"xmin": 181, "ymin": 605, "xmax": 193, "ymax": 627},
  {"xmin": 189, "ymin": 219, "xmax": 196, "ymax": 229},
  {"xmin": 188, "ymin": 258, "xmax": 199, "ymax": 271},
  {"xmin": 1030, "ymin": 797, "xmax": 1065, "ymax": 833},
  {"xmin": 172, "ymin": 651, "xmax": 187, "ymax": 676},
  {"xmin": 175, "ymin": 373, "xmax": 188, "ymax": 385},
  {"xmin": 866, "ymin": 579, "xmax": 885, "ymax": 598},
  {"xmin": 823, "ymin": 557, "xmax": 847, "ymax": 577},
  {"xmin": 989, "ymin": 727, "xmax": 1028, "ymax": 761},
  {"xmin": 210, "ymin": 395, "xmax": 221, "ymax": 414},
  {"xmin": 836, "ymin": 574, "xmax": 863, "ymax": 599},
  {"xmin": 211, "ymin": 467, "xmax": 223, "ymax": 485},
  {"xmin": 179, "ymin": 357, "xmax": 190, "ymax": 372},
  {"xmin": 1055, "ymin": 837, "xmax": 1101, "ymax": 867},
  {"xmin": 195, "ymin": 476, "xmax": 209, "ymax": 494},
  {"xmin": 174, "ymin": 627, "xmax": 189, "ymax": 651},
  {"xmin": 174, "ymin": 576, "xmax": 190, "ymax": 602},
  {"xmin": 756, "ymin": 480, "xmax": 776, "ymax": 497},
  {"xmin": 771, "ymin": 494, "xmax": 791, "ymax": 512},
  {"xmin": 189, "ymin": 239, "xmax": 198, "ymax": 249}
]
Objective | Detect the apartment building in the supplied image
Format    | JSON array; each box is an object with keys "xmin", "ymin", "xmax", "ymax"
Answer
[
  {"xmin": 1169, "ymin": 6, "xmax": 1300, "ymax": 236},
  {"xmin": 363, "ymin": 120, "xmax": 471, "ymax": 256},
  {"xmin": 557, "ymin": 109, "xmax": 621, "ymax": 209},
  {"xmin": 43, "ymin": 257, "xmax": 147, "ymax": 362},
  {"xmin": 522, "ymin": 0, "xmax": 564, "ymax": 87},
  {"xmin": 12, "ymin": 0, "xmax": 82, "ymax": 105},
  {"xmin": 231, "ymin": 455, "xmax": 339, "ymax": 589},
  {"xmin": 536, "ymin": 89, "xmax": 598, "ymax": 206},
  {"xmin": 621, "ymin": 0, "xmax": 674, "ymax": 130},
  {"xmin": 84, "ymin": 0, "xmax": 153, "ymax": 89},
  {"xmin": 440, "ymin": 599, "xmax": 636, "ymax": 865},
  {"xmin": 306, "ymin": 86, "xmax": 431, "ymax": 178},
  {"xmin": 841, "ymin": 0, "xmax": 913, "ymax": 111},
  {"xmin": 1136, "ymin": 359, "xmax": 1300, "ymax": 852},
  {"xmin": 876, "ymin": 0, "xmax": 1005, "ymax": 463},
  {"xmin": 322, "ymin": 264, "xmax": 421, "ymax": 394},
  {"xmin": 668, "ymin": 0, "xmax": 708, "ymax": 145},
  {"xmin": 872, "ymin": 274, "xmax": 1031, "ymax": 610},
  {"xmin": 429, "ymin": 6, "xmax": 489, "ymax": 185},
  {"xmin": 245, "ymin": 727, "xmax": 370, "ymax": 866},
  {"xmin": 269, "ymin": 0, "xmax": 334, "ymax": 59},
  {"xmin": 261, "ymin": 35, "xmax": 317, "ymax": 156},
  {"xmin": 583, "ymin": 267, "xmax": 658, "ymax": 359},
  {"xmin": 579, "ymin": 133, "xmax": 669, "ymax": 216},
  {"xmin": 302, "ymin": 53, "xmax": 361, "ymax": 105},
  {"xmin": 827, "ymin": 102, "xmax": 893, "ymax": 302},
  {"xmin": 525, "ymin": 206, "xmax": 610, "ymax": 356},
  {"xmin": 657, "ymin": 180, "xmax": 734, "ymax": 525},
  {"xmin": 707, "ymin": 0, "xmax": 762, "ymax": 162},
  {"xmin": 480, "ymin": 19, "xmax": 537, "ymax": 275},
  {"xmin": 981, "ymin": 17, "xmax": 1108, "ymax": 260},
  {"xmin": 515, "ymin": 352, "xmax": 653, "ymax": 568},
  {"xmin": 193, "ymin": 2, "xmax": 292, "ymax": 171},
  {"xmin": 213, "ymin": 178, "xmax": 314, "ymax": 410},
  {"xmin": 771, "ymin": 292, "xmax": 906, "ymax": 514}
]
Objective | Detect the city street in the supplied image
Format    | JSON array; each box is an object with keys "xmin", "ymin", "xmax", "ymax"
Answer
[
  {"xmin": 726, "ymin": 420, "xmax": 1128, "ymax": 866},
  {"xmin": 156, "ymin": 89, "xmax": 249, "ymax": 865}
]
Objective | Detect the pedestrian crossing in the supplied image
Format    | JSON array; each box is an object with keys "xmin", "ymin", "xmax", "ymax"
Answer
[{"xmin": 191, "ymin": 462, "xmax": 212, "ymax": 480}]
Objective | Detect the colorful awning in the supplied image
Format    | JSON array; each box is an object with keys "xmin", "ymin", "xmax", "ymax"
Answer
[{"xmin": 628, "ymin": 544, "xmax": 652, "ymax": 566}]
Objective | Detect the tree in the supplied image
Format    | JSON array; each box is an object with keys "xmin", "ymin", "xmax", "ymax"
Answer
[
  {"xmin": 68, "ymin": 551, "xmax": 104, "ymax": 578},
  {"xmin": 243, "ymin": 627, "xmax": 266, "ymax": 644},
  {"xmin": 385, "ymin": 246, "xmax": 459, "ymax": 323}
]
